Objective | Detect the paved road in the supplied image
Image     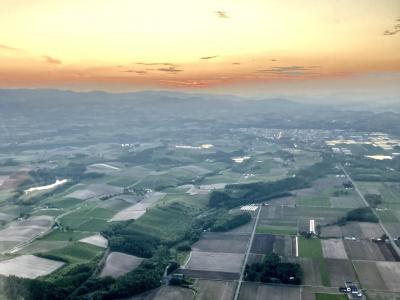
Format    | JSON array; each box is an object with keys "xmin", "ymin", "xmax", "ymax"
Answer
[
  {"xmin": 340, "ymin": 164, "xmax": 400, "ymax": 258},
  {"xmin": 233, "ymin": 204, "xmax": 262, "ymax": 300}
]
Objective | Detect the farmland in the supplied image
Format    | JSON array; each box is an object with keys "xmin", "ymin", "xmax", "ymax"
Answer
[{"xmin": 0, "ymin": 90, "xmax": 400, "ymax": 300}]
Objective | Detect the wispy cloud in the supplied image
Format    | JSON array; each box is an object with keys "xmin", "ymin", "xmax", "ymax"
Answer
[
  {"xmin": 200, "ymin": 55, "xmax": 219, "ymax": 60},
  {"xmin": 42, "ymin": 55, "xmax": 62, "ymax": 64},
  {"xmin": 232, "ymin": 62, "xmax": 241, "ymax": 65},
  {"xmin": 136, "ymin": 62, "xmax": 179, "ymax": 67},
  {"xmin": 383, "ymin": 29, "xmax": 400, "ymax": 35},
  {"xmin": 157, "ymin": 66, "xmax": 183, "ymax": 74},
  {"xmin": 215, "ymin": 11, "xmax": 229, "ymax": 18},
  {"xmin": 0, "ymin": 43, "xmax": 24, "ymax": 52},
  {"xmin": 383, "ymin": 18, "xmax": 400, "ymax": 36},
  {"xmin": 256, "ymin": 65, "xmax": 320, "ymax": 76},
  {"xmin": 123, "ymin": 70, "xmax": 147, "ymax": 74}
]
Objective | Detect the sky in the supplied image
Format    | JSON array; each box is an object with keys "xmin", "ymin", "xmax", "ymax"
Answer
[{"xmin": 0, "ymin": 0, "xmax": 399, "ymax": 95}]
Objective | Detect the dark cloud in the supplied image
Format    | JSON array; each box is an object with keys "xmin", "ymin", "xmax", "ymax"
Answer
[
  {"xmin": 232, "ymin": 62, "xmax": 241, "ymax": 65},
  {"xmin": 43, "ymin": 55, "xmax": 62, "ymax": 64},
  {"xmin": 157, "ymin": 66, "xmax": 183, "ymax": 74},
  {"xmin": 200, "ymin": 55, "xmax": 219, "ymax": 60},
  {"xmin": 215, "ymin": 11, "xmax": 229, "ymax": 18},
  {"xmin": 271, "ymin": 59, "xmax": 278, "ymax": 62}
]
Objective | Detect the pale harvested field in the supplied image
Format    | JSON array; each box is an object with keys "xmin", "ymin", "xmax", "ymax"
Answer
[
  {"xmin": 110, "ymin": 192, "xmax": 165, "ymax": 221},
  {"xmin": 325, "ymin": 258, "xmax": 357, "ymax": 287},
  {"xmin": 79, "ymin": 234, "xmax": 108, "ymax": 248},
  {"xmin": 100, "ymin": 252, "xmax": 143, "ymax": 278},
  {"xmin": 353, "ymin": 260, "xmax": 387, "ymax": 291},
  {"xmin": 0, "ymin": 255, "xmax": 64, "ymax": 278},
  {"xmin": 321, "ymin": 222, "xmax": 384, "ymax": 239},
  {"xmin": 66, "ymin": 184, "xmax": 123, "ymax": 200},
  {"xmin": 320, "ymin": 225, "xmax": 342, "ymax": 238},
  {"xmin": 239, "ymin": 282, "xmax": 300, "ymax": 300},
  {"xmin": 17, "ymin": 240, "xmax": 69, "ymax": 255},
  {"xmin": 0, "ymin": 216, "xmax": 53, "ymax": 248},
  {"xmin": 321, "ymin": 239, "xmax": 348, "ymax": 259},
  {"xmin": 186, "ymin": 251, "xmax": 243, "ymax": 273},
  {"xmin": 376, "ymin": 261, "xmax": 400, "ymax": 292},
  {"xmin": 344, "ymin": 240, "xmax": 385, "ymax": 261},
  {"xmin": 194, "ymin": 279, "xmax": 237, "ymax": 300},
  {"xmin": 192, "ymin": 232, "xmax": 249, "ymax": 254}
]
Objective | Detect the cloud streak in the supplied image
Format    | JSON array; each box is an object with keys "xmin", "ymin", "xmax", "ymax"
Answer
[
  {"xmin": 157, "ymin": 66, "xmax": 183, "ymax": 74},
  {"xmin": 136, "ymin": 62, "xmax": 179, "ymax": 67},
  {"xmin": 42, "ymin": 55, "xmax": 62, "ymax": 64},
  {"xmin": 200, "ymin": 55, "xmax": 219, "ymax": 60},
  {"xmin": 256, "ymin": 65, "xmax": 320, "ymax": 76},
  {"xmin": 0, "ymin": 43, "xmax": 24, "ymax": 52}
]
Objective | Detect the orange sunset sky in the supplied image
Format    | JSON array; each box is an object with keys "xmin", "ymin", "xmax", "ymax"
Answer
[{"xmin": 0, "ymin": 0, "xmax": 399, "ymax": 93}]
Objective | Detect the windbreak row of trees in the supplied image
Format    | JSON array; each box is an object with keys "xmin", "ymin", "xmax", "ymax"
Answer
[{"xmin": 209, "ymin": 156, "xmax": 335, "ymax": 208}]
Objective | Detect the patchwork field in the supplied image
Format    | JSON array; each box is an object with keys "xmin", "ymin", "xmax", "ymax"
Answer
[
  {"xmin": 0, "ymin": 255, "xmax": 64, "ymax": 278},
  {"xmin": 238, "ymin": 282, "xmax": 300, "ymax": 300},
  {"xmin": 325, "ymin": 258, "xmax": 357, "ymax": 287},
  {"xmin": 192, "ymin": 232, "xmax": 249, "ymax": 254},
  {"xmin": 65, "ymin": 184, "xmax": 123, "ymax": 200},
  {"xmin": 42, "ymin": 242, "xmax": 104, "ymax": 264},
  {"xmin": 0, "ymin": 215, "xmax": 54, "ymax": 252},
  {"xmin": 79, "ymin": 234, "xmax": 108, "ymax": 248},
  {"xmin": 321, "ymin": 222, "xmax": 384, "ymax": 239},
  {"xmin": 186, "ymin": 251, "xmax": 244, "ymax": 273},
  {"xmin": 100, "ymin": 252, "xmax": 143, "ymax": 278},
  {"xmin": 110, "ymin": 192, "xmax": 165, "ymax": 221},
  {"xmin": 250, "ymin": 234, "xmax": 294, "ymax": 256},
  {"xmin": 193, "ymin": 279, "xmax": 237, "ymax": 300},
  {"xmin": 321, "ymin": 239, "xmax": 348, "ymax": 260},
  {"xmin": 344, "ymin": 240, "xmax": 386, "ymax": 261}
]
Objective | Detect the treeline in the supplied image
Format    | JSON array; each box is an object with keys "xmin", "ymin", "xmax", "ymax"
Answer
[
  {"xmin": 336, "ymin": 207, "xmax": 379, "ymax": 225},
  {"xmin": 209, "ymin": 157, "xmax": 335, "ymax": 208},
  {"xmin": 27, "ymin": 163, "xmax": 102, "ymax": 186},
  {"xmin": 364, "ymin": 194, "xmax": 382, "ymax": 208},
  {"xmin": 1, "ymin": 262, "xmax": 97, "ymax": 300},
  {"xmin": 1, "ymin": 248, "xmax": 170, "ymax": 300},
  {"xmin": 210, "ymin": 211, "xmax": 251, "ymax": 232},
  {"xmin": 102, "ymin": 222, "xmax": 160, "ymax": 258},
  {"xmin": 346, "ymin": 156, "xmax": 400, "ymax": 182},
  {"xmin": 245, "ymin": 253, "xmax": 302, "ymax": 285},
  {"xmin": 72, "ymin": 248, "xmax": 170, "ymax": 300}
]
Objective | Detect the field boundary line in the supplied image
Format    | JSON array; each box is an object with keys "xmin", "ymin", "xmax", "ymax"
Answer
[
  {"xmin": 233, "ymin": 204, "xmax": 262, "ymax": 300},
  {"xmin": 340, "ymin": 164, "xmax": 400, "ymax": 258}
]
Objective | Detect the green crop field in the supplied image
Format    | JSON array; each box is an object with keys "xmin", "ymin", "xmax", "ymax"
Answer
[
  {"xmin": 297, "ymin": 195, "xmax": 331, "ymax": 207},
  {"xmin": 299, "ymin": 237, "xmax": 323, "ymax": 258},
  {"xmin": 256, "ymin": 225, "xmax": 297, "ymax": 236},
  {"xmin": 41, "ymin": 230, "xmax": 92, "ymax": 242},
  {"xmin": 43, "ymin": 242, "xmax": 104, "ymax": 264},
  {"xmin": 129, "ymin": 205, "xmax": 192, "ymax": 242},
  {"xmin": 316, "ymin": 293, "xmax": 347, "ymax": 300}
]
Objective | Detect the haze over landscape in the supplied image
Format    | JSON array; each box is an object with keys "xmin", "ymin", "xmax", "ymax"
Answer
[{"xmin": 0, "ymin": 1, "xmax": 400, "ymax": 300}]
